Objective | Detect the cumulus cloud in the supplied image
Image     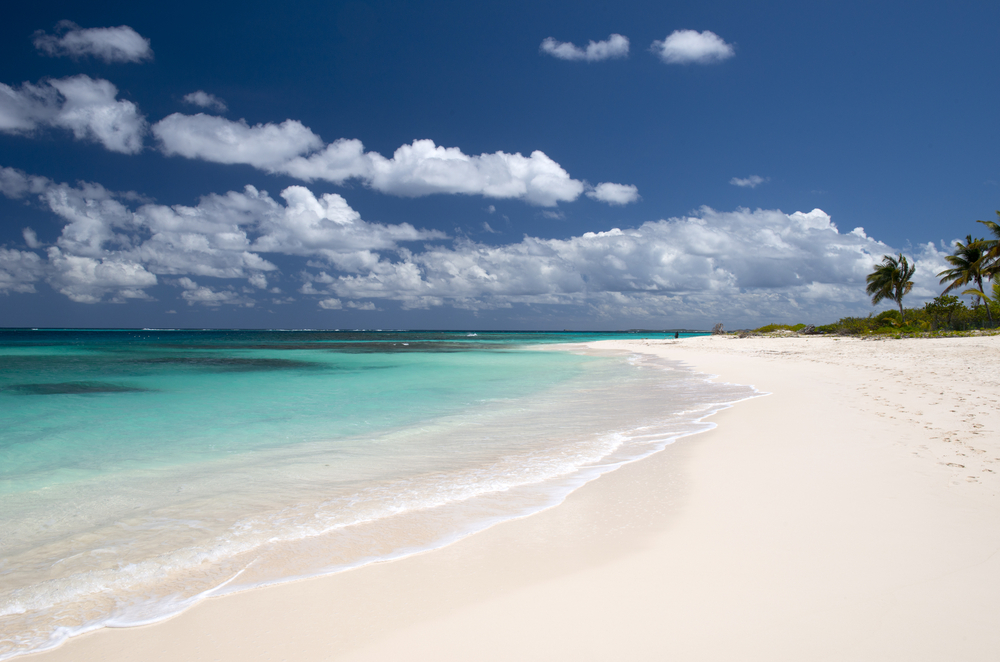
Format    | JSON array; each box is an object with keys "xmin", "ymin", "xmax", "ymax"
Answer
[
  {"xmin": 0, "ymin": 165, "xmax": 442, "ymax": 304},
  {"xmin": 586, "ymin": 182, "xmax": 640, "ymax": 205},
  {"xmin": 540, "ymin": 34, "xmax": 629, "ymax": 62},
  {"xmin": 46, "ymin": 247, "xmax": 157, "ymax": 303},
  {"xmin": 0, "ymin": 248, "xmax": 45, "ymax": 293},
  {"xmin": 177, "ymin": 277, "xmax": 251, "ymax": 306},
  {"xmin": 304, "ymin": 208, "xmax": 950, "ymax": 324},
  {"xmin": 153, "ymin": 113, "xmax": 321, "ymax": 168},
  {"xmin": 730, "ymin": 175, "xmax": 768, "ymax": 188},
  {"xmin": 346, "ymin": 301, "xmax": 376, "ymax": 310},
  {"xmin": 23, "ymin": 228, "xmax": 42, "ymax": 248},
  {"xmin": 182, "ymin": 91, "xmax": 227, "ymax": 113},
  {"xmin": 3, "ymin": 165, "xmax": 958, "ymax": 325},
  {"xmin": 651, "ymin": 30, "xmax": 734, "ymax": 64},
  {"xmin": 151, "ymin": 114, "xmax": 600, "ymax": 206},
  {"xmin": 0, "ymin": 75, "xmax": 146, "ymax": 153},
  {"xmin": 318, "ymin": 297, "xmax": 342, "ymax": 310},
  {"xmin": 361, "ymin": 140, "xmax": 584, "ymax": 206},
  {"xmin": 33, "ymin": 21, "xmax": 153, "ymax": 63}
]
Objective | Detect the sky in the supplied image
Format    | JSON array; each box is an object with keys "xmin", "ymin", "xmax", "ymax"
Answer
[{"xmin": 1, "ymin": 0, "xmax": 997, "ymax": 330}]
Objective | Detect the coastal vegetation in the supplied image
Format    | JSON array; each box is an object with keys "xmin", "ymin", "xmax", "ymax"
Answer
[
  {"xmin": 746, "ymin": 212, "xmax": 1000, "ymax": 337},
  {"xmin": 865, "ymin": 253, "xmax": 915, "ymax": 322},
  {"xmin": 938, "ymin": 234, "xmax": 995, "ymax": 325}
]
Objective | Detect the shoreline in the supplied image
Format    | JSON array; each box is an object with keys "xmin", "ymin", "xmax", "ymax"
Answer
[{"xmin": 27, "ymin": 335, "xmax": 1000, "ymax": 661}]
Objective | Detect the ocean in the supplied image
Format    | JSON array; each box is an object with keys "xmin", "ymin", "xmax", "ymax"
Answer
[{"xmin": 0, "ymin": 329, "xmax": 756, "ymax": 658}]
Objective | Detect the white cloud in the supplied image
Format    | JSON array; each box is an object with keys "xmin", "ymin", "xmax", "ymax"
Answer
[
  {"xmin": 275, "ymin": 138, "xmax": 371, "ymax": 182},
  {"xmin": 310, "ymin": 208, "xmax": 949, "ymax": 325},
  {"xmin": 0, "ymin": 167, "xmax": 49, "ymax": 197},
  {"xmin": 586, "ymin": 182, "xmax": 640, "ymax": 205},
  {"xmin": 177, "ymin": 277, "xmax": 250, "ymax": 306},
  {"xmin": 182, "ymin": 91, "xmax": 227, "ymax": 113},
  {"xmin": 0, "ymin": 166, "xmax": 442, "ymax": 304},
  {"xmin": 151, "ymin": 115, "xmax": 600, "ymax": 206},
  {"xmin": 5, "ymin": 166, "xmax": 957, "ymax": 325},
  {"xmin": 0, "ymin": 76, "xmax": 146, "ymax": 153},
  {"xmin": 651, "ymin": 30, "xmax": 734, "ymax": 64},
  {"xmin": 46, "ymin": 247, "xmax": 157, "ymax": 303},
  {"xmin": 346, "ymin": 301, "xmax": 376, "ymax": 310},
  {"xmin": 0, "ymin": 248, "xmax": 44, "ymax": 293},
  {"xmin": 33, "ymin": 21, "xmax": 153, "ymax": 63},
  {"xmin": 153, "ymin": 113, "xmax": 322, "ymax": 168},
  {"xmin": 730, "ymin": 175, "xmax": 768, "ymax": 188},
  {"xmin": 363, "ymin": 140, "xmax": 584, "ymax": 206},
  {"xmin": 540, "ymin": 34, "xmax": 629, "ymax": 62},
  {"xmin": 252, "ymin": 185, "xmax": 445, "ymax": 261},
  {"xmin": 23, "ymin": 228, "xmax": 42, "ymax": 248}
]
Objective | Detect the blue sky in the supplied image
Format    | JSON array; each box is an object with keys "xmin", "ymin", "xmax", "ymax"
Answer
[{"xmin": 1, "ymin": 0, "xmax": 997, "ymax": 329}]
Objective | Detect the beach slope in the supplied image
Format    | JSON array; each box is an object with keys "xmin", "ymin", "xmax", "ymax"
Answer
[{"xmin": 29, "ymin": 335, "xmax": 1000, "ymax": 661}]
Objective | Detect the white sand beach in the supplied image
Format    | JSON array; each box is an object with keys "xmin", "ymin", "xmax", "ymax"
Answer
[{"xmin": 28, "ymin": 335, "xmax": 1000, "ymax": 661}]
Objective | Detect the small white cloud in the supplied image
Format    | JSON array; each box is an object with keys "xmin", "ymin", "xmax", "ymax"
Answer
[
  {"xmin": 0, "ymin": 76, "xmax": 146, "ymax": 153},
  {"xmin": 318, "ymin": 297, "xmax": 342, "ymax": 309},
  {"xmin": 486, "ymin": 205, "xmax": 496, "ymax": 214},
  {"xmin": 651, "ymin": 30, "xmax": 734, "ymax": 64},
  {"xmin": 176, "ymin": 277, "xmax": 248, "ymax": 306},
  {"xmin": 540, "ymin": 34, "xmax": 630, "ymax": 62},
  {"xmin": 248, "ymin": 273, "xmax": 268, "ymax": 289},
  {"xmin": 586, "ymin": 182, "xmax": 640, "ymax": 205},
  {"xmin": 33, "ymin": 21, "xmax": 152, "ymax": 63},
  {"xmin": 482, "ymin": 221, "xmax": 499, "ymax": 234},
  {"xmin": 730, "ymin": 175, "xmax": 768, "ymax": 188},
  {"xmin": 23, "ymin": 227, "xmax": 41, "ymax": 248},
  {"xmin": 541, "ymin": 210, "xmax": 565, "ymax": 220},
  {"xmin": 346, "ymin": 301, "xmax": 376, "ymax": 310},
  {"xmin": 182, "ymin": 91, "xmax": 227, "ymax": 113},
  {"xmin": 153, "ymin": 114, "xmax": 322, "ymax": 169}
]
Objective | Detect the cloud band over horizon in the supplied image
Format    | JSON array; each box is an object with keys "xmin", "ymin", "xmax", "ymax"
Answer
[{"xmin": 0, "ymin": 166, "xmax": 952, "ymax": 326}]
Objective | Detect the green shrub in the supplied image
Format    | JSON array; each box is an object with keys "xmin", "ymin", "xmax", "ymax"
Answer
[
  {"xmin": 753, "ymin": 323, "xmax": 808, "ymax": 333},
  {"xmin": 874, "ymin": 310, "xmax": 902, "ymax": 326},
  {"xmin": 812, "ymin": 295, "xmax": 998, "ymax": 336}
]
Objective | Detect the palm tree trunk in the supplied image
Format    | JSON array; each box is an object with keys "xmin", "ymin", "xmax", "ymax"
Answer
[{"xmin": 977, "ymin": 277, "xmax": 994, "ymax": 326}]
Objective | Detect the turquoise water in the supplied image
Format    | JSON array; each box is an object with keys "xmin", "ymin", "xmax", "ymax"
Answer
[{"xmin": 0, "ymin": 329, "xmax": 751, "ymax": 659}]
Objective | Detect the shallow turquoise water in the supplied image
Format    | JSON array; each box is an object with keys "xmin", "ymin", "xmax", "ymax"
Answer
[
  {"xmin": 2, "ymin": 331, "xmax": 598, "ymax": 492},
  {"xmin": 0, "ymin": 329, "xmax": 747, "ymax": 660}
]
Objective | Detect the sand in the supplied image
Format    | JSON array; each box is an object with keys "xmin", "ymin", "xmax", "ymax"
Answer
[{"xmin": 26, "ymin": 335, "xmax": 1000, "ymax": 661}]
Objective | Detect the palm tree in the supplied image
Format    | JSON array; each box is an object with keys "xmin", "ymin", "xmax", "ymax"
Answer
[
  {"xmin": 938, "ymin": 235, "xmax": 993, "ymax": 326},
  {"xmin": 977, "ymin": 211, "xmax": 1000, "ymax": 281},
  {"xmin": 866, "ymin": 253, "xmax": 916, "ymax": 322}
]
